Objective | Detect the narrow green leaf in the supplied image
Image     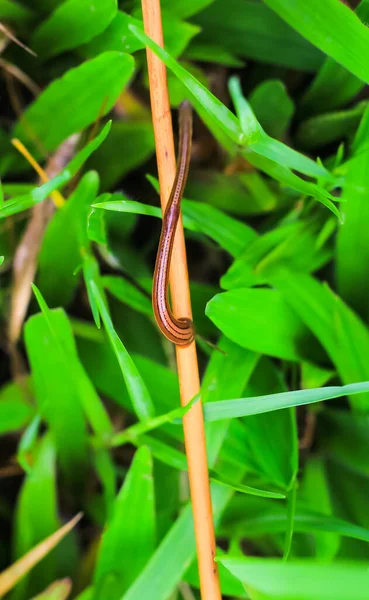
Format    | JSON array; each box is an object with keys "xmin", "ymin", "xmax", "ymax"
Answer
[
  {"xmin": 210, "ymin": 477, "xmax": 285, "ymax": 499},
  {"xmin": 204, "ymin": 381, "xmax": 369, "ymax": 422},
  {"xmin": 301, "ymin": 0, "xmax": 369, "ymax": 112},
  {"xmin": 0, "ymin": 122, "xmax": 111, "ymax": 219},
  {"xmin": 93, "ymin": 447, "xmax": 155, "ymax": 599},
  {"xmin": 122, "ymin": 483, "xmax": 233, "ymax": 600},
  {"xmin": 263, "ymin": 0, "xmax": 369, "ymax": 85},
  {"xmin": 230, "ymin": 76, "xmax": 327, "ymax": 179},
  {"xmin": 13, "ymin": 435, "xmax": 60, "ymax": 598},
  {"xmin": 271, "ymin": 272, "xmax": 369, "ymax": 411},
  {"xmin": 90, "ymin": 280, "xmax": 155, "ymax": 421}
]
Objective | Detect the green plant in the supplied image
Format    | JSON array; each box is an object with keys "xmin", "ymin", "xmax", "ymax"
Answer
[{"xmin": 1, "ymin": 1, "xmax": 369, "ymax": 599}]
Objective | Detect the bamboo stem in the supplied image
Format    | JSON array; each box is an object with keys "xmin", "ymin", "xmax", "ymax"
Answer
[{"xmin": 141, "ymin": 1, "xmax": 221, "ymax": 598}]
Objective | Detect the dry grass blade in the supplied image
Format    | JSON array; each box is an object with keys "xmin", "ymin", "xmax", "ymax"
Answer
[
  {"xmin": 0, "ymin": 514, "xmax": 82, "ymax": 598},
  {"xmin": 0, "ymin": 23, "xmax": 37, "ymax": 56},
  {"xmin": 8, "ymin": 135, "xmax": 79, "ymax": 375},
  {"xmin": 0, "ymin": 59, "xmax": 40, "ymax": 97}
]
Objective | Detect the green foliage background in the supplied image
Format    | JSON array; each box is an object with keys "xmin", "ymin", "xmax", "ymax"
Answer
[{"xmin": 1, "ymin": 0, "xmax": 369, "ymax": 598}]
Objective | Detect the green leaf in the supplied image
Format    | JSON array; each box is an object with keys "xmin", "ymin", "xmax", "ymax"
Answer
[
  {"xmin": 203, "ymin": 381, "xmax": 369, "ymax": 422},
  {"xmin": 128, "ymin": 23, "xmax": 242, "ymax": 144},
  {"xmin": 210, "ymin": 477, "xmax": 285, "ymax": 499},
  {"xmin": 13, "ymin": 52, "xmax": 134, "ymax": 155},
  {"xmin": 38, "ymin": 171, "xmax": 99, "ymax": 306},
  {"xmin": 25, "ymin": 307, "xmax": 88, "ymax": 479},
  {"xmin": 296, "ymin": 101, "xmax": 367, "ymax": 149},
  {"xmin": 218, "ymin": 556, "xmax": 369, "ymax": 600},
  {"xmin": 0, "ymin": 382, "xmax": 34, "ymax": 435},
  {"xmin": 87, "ymin": 120, "xmax": 154, "ymax": 190},
  {"xmin": 263, "ymin": 0, "xmax": 369, "ymax": 85},
  {"xmin": 13, "ymin": 435, "xmax": 60, "ymax": 598},
  {"xmin": 89, "ymin": 279, "xmax": 155, "ymax": 421},
  {"xmin": 0, "ymin": 0, "xmax": 34, "ymax": 24},
  {"xmin": 122, "ymin": 483, "xmax": 233, "ymax": 600},
  {"xmin": 221, "ymin": 217, "xmax": 333, "ymax": 289},
  {"xmin": 249, "ymin": 79, "xmax": 294, "ymax": 140},
  {"xmin": 202, "ymin": 336, "xmax": 260, "ymax": 467},
  {"xmin": 301, "ymin": 0, "xmax": 369, "ymax": 113},
  {"xmin": 0, "ymin": 121, "xmax": 111, "ymax": 219},
  {"xmin": 94, "ymin": 193, "xmax": 257, "ymax": 258},
  {"xmin": 31, "ymin": 0, "xmax": 117, "ymax": 57},
  {"xmin": 93, "ymin": 447, "xmax": 155, "ymax": 599},
  {"xmin": 80, "ymin": 11, "xmax": 143, "ymax": 58},
  {"xmin": 230, "ymin": 76, "xmax": 325, "ymax": 178},
  {"xmin": 103, "ymin": 275, "xmax": 152, "ymax": 317},
  {"xmin": 185, "ymin": 41, "xmax": 244, "ymax": 67},
  {"xmin": 206, "ymin": 288, "xmax": 319, "ymax": 361},
  {"xmin": 193, "ymin": 0, "xmax": 324, "ymax": 71},
  {"xmin": 336, "ymin": 104, "xmax": 369, "ymax": 321},
  {"xmin": 270, "ymin": 272, "xmax": 369, "ymax": 412}
]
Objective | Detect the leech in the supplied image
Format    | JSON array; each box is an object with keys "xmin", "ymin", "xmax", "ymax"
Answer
[{"xmin": 152, "ymin": 101, "xmax": 194, "ymax": 346}]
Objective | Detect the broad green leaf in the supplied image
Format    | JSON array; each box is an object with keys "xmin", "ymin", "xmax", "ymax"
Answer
[
  {"xmin": 0, "ymin": 122, "xmax": 111, "ymax": 219},
  {"xmin": 218, "ymin": 556, "xmax": 369, "ymax": 600},
  {"xmin": 296, "ymin": 102, "xmax": 367, "ymax": 149},
  {"xmin": 89, "ymin": 279, "xmax": 155, "ymax": 420},
  {"xmin": 13, "ymin": 52, "xmax": 134, "ymax": 155},
  {"xmin": 336, "ymin": 104, "xmax": 369, "ymax": 321},
  {"xmin": 204, "ymin": 381, "xmax": 369, "ymax": 422},
  {"xmin": 263, "ymin": 0, "xmax": 369, "ymax": 85},
  {"xmin": 80, "ymin": 11, "xmax": 143, "ymax": 58},
  {"xmin": 271, "ymin": 272, "xmax": 369, "ymax": 412},
  {"xmin": 25, "ymin": 308, "xmax": 88, "ymax": 479},
  {"xmin": 87, "ymin": 120, "xmax": 154, "ymax": 190},
  {"xmin": 0, "ymin": 0, "xmax": 34, "ymax": 24},
  {"xmin": 0, "ymin": 381, "xmax": 34, "ymax": 435},
  {"xmin": 38, "ymin": 171, "xmax": 99, "ymax": 307},
  {"xmin": 12, "ymin": 435, "xmax": 60, "ymax": 599},
  {"xmin": 301, "ymin": 0, "xmax": 369, "ymax": 113},
  {"xmin": 249, "ymin": 79, "xmax": 294, "ymax": 140},
  {"xmin": 31, "ymin": 0, "xmax": 117, "ymax": 57},
  {"xmin": 93, "ymin": 447, "xmax": 155, "ymax": 599},
  {"xmin": 193, "ymin": 0, "xmax": 323, "ymax": 70},
  {"xmin": 206, "ymin": 288, "xmax": 320, "ymax": 361}
]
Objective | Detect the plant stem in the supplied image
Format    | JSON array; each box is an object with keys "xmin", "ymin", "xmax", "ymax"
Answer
[{"xmin": 140, "ymin": 1, "xmax": 221, "ymax": 597}]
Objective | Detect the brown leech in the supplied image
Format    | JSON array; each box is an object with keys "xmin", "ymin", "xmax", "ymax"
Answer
[{"xmin": 152, "ymin": 101, "xmax": 194, "ymax": 346}]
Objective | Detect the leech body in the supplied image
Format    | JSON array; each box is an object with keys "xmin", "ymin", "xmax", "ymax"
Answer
[{"xmin": 152, "ymin": 101, "xmax": 195, "ymax": 346}]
